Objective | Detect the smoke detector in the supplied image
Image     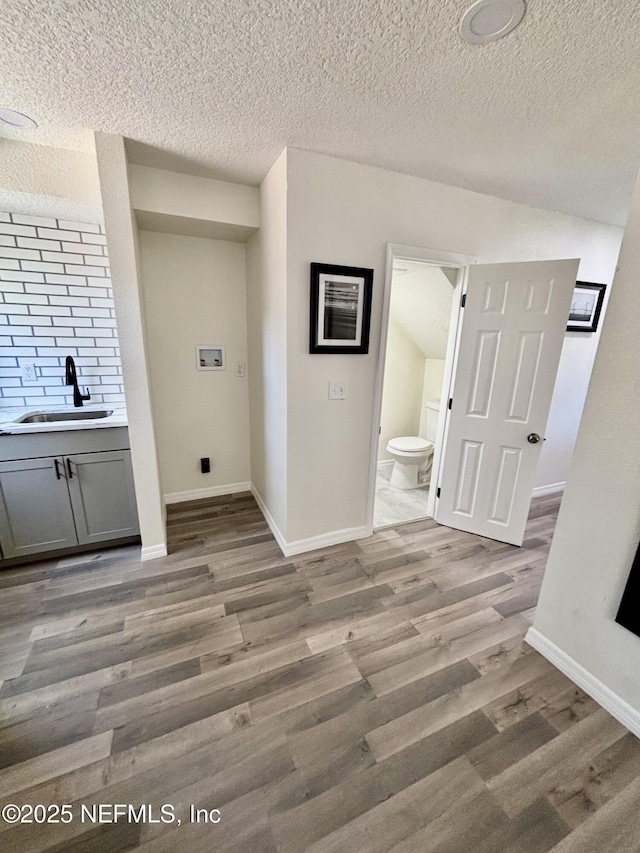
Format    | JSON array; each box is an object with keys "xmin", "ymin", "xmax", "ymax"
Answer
[
  {"xmin": 459, "ymin": 0, "xmax": 526, "ymax": 44},
  {"xmin": 0, "ymin": 108, "xmax": 37, "ymax": 129}
]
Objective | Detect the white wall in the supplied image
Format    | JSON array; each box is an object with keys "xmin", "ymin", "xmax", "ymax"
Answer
[
  {"xmin": 285, "ymin": 148, "xmax": 622, "ymax": 544},
  {"xmin": 94, "ymin": 133, "xmax": 166, "ymax": 558},
  {"xmin": 139, "ymin": 231, "xmax": 250, "ymax": 498},
  {"xmin": 246, "ymin": 151, "xmax": 288, "ymax": 538},
  {"xmin": 378, "ymin": 316, "xmax": 425, "ymax": 461},
  {"xmin": 531, "ymin": 167, "xmax": 640, "ymax": 729}
]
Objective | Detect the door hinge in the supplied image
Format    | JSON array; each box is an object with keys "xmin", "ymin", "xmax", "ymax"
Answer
[
  {"xmin": 461, "ymin": 293, "xmax": 466, "ymax": 307},
  {"xmin": 378, "ymin": 426, "xmax": 381, "ymax": 435},
  {"xmin": 436, "ymin": 487, "xmax": 441, "ymax": 499},
  {"xmin": 448, "ymin": 398, "xmax": 452, "ymax": 410}
]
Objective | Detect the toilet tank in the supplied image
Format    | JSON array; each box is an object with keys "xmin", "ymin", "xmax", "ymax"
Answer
[{"xmin": 425, "ymin": 399, "xmax": 441, "ymax": 442}]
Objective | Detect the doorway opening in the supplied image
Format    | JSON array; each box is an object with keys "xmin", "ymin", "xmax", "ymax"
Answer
[{"xmin": 370, "ymin": 245, "xmax": 473, "ymax": 529}]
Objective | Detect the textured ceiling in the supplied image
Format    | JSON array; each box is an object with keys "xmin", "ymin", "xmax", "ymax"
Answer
[
  {"xmin": 391, "ymin": 262, "xmax": 454, "ymax": 359},
  {"xmin": 1, "ymin": 0, "xmax": 640, "ymax": 225}
]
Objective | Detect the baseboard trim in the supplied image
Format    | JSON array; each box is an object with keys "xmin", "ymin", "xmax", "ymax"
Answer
[
  {"xmin": 250, "ymin": 484, "xmax": 289, "ymax": 555},
  {"xmin": 164, "ymin": 482, "xmax": 252, "ymax": 504},
  {"xmin": 284, "ymin": 525, "xmax": 372, "ymax": 557},
  {"xmin": 377, "ymin": 459, "xmax": 394, "ymax": 474},
  {"xmin": 525, "ymin": 627, "xmax": 640, "ymax": 739},
  {"xmin": 532, "ymin": 481, "xmax": 566, "ymax": 497},
  {"xmin": 250, "ymin": 484, "xmax": 371, "ymax": 557},
  {"xmin": 141, "ymin": 543, "xmax": 168, "ymax": 561}
]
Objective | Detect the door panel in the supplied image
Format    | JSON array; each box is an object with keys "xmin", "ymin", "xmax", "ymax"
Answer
[
  {"xmin": 435, "ymin": 258, "xmax": 579, "ymax": 545},
  {"xmin": 0, "ymin": 457, "xmax": 77, "ymax": 558},
  {"xmin": 66, "ymin": 450, "xmax": 139, "ymax": 545}
]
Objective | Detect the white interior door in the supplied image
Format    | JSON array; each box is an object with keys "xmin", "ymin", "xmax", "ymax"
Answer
[{"xmin": 434, "ymin": 258, "xmax": 579, "ymax": 546}]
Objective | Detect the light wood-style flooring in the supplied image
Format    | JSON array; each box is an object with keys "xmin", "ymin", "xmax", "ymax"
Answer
[{"xmin": 0, "ymin": 492, "xmax": 638, "ymax": 852}]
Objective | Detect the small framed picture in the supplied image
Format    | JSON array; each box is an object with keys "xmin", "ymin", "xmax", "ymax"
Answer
[
  {"xmin": 196, "ymin": 345, "xmax": 225, "ymax": 371},
  {"xmin": 567, "ymin": 282, "xmax": 606, "ymax": 333},
  {"xmin": 310, "ymin": 262, "xmax": 374, "ymax": 354}
]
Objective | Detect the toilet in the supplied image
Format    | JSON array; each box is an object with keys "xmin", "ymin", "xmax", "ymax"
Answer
[{"xmin": 386, "ymin": 399, "xmax": 441, "ymax": 490}]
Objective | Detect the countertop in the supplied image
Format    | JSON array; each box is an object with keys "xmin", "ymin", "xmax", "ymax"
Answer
[{"xmin": 0, "ymin": 405, "xmax": 128, "ymax": 435}]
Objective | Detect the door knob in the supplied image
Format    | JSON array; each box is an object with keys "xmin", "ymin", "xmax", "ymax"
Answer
[{"xmin": 527, "ymin": 433, "xmax": 541, "ymax": 444}]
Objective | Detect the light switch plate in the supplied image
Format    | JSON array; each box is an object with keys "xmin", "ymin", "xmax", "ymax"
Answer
[{"xmin": 328, "ymin": 380, "xmax": 347, "ymax": 400}]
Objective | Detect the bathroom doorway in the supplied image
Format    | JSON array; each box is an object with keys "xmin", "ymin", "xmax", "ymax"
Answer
[
  {"xmin": 373, "ymin": 252, "xmax": 461, "ymax": 528},
  {"xmin": 372, "ymin": 247, "xmax": 470, "ymax": 528}
]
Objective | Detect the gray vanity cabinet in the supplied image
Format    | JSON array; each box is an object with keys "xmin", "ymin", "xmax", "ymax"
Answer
[
  {"xmin": 0, "ymin": 457, "xmax": 78, "ymax": 558},
  {"xmin": 0, "ymin": 428, "xmax": 139, "ymax": 561},
  {"xmin": 66, "ymin": 450, "xmax": 139, "ymax": 545}
]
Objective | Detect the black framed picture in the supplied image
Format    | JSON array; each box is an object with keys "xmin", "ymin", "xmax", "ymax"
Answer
[
  {"xmin": 617, "ymin": 540, "xmax": 640, "ymax": 639},
  {"xmin": 310, "ymin": 263, "xmax": 373, "ymax": 354},
  {"xmin": 567, "ymin": 282, "xmax": 606, "ymax": 333}
]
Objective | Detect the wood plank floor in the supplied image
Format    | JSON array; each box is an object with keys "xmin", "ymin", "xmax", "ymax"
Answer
[{"xmin": 0, "ymin": 492, "xmax": 638, "ymax": 852}]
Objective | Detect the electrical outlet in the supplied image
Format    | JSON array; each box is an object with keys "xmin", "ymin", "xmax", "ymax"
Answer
[
  {"xmin": 236, "ymin": 362, "xmax": 246, "ymax": 377},
  {"xmin": 21, "ymin": 362, "xmax": 37, "ymax": 382},
  {"xmin": 328, "ymin": 380, "xmax": 347, "ymax": 400},
  {"xmin": 200, "ymin": 457, "xmax": 211, "ymax": 474}
]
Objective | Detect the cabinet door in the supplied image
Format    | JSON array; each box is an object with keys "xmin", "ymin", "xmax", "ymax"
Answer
[
  {"xmin": 0, "ymin": 457, "xmax": 78, "ymax": 558},
  {"xmin": 65, "ymin": 450, "xmax": 140, "ymax": 545}
]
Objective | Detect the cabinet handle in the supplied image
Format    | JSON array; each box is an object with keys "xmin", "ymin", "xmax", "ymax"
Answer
[
  {"xmin": 66, "ymin": 458, "xmax": 74, "ymax": 479},
  {"xmin": 54, "ymin": 459, "xmax": 63, "ymax": 480}
]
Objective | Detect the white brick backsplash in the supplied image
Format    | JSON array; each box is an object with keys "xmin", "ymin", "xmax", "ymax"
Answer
[
  {"xmin": 7, "ymin": 314, "xmax": 36, "ymax": 325},
  {"xmin": 53, "ymin": 316, "xmax": 92, "ymax": 327},
  {"xmin": 0, "ymin": 223, "xmax": 38, "ymax": 237},
  {"xmin": 14, "ymin": 336, "xmax": 54, "ymax": 346},
  {"xmin": 17, "ymin": 237, "xmax": 62, "ymax": 251},
  {"xmin": 7, "ymin": 293, "xmax": 47, "ymax": 305},
  {"xmin": 50, "ymin": 295, "xmax": 90, "ymax": 307},
  {"xmin": 1, "ymin": 270, "xmax": 43, "ymax": 283},
  {"xmin": 46, "ymin": 274, "xmax": 88, "ymax": 286},
  {"xmin": 67, "ymin": 265, "xmax": 106, "ymax": 277},
  {"xmin": 82, "ymin": 233, "xmax": 106, "ymax": 245},
  {"xmin": 43, "ymin": 250, "xmax": 84, "ymax": 265},
  {"xmin": 21, "ymin": 261, "xmax": 66, "ymax": 274},
  {"xmin": 0, "ymin": 211, "xmax": 123, "ymax": 408},
  {"xmin": 37, "ymin": 346, "xmax": 75, "ymax": 357},
  {"xmin": 74, "ymin": 242, "xmax": 103, "ymax": 256},
  {"xmin": 30, "ymin": 304, "xmax": 71, "ymax": 316},
  {"xmin": 72, "ymin": 306, "xmax": 110, "ymax": 318},
  {"xmin": 26, "ymin": 283, "xmax": 68, "ymax": 296},
  {"xmin": 0, "ymin": 346, "xmax": 36, "ymax": 357},
  {"xmin": 3, "ymin": 385, "xmax": 43, "ymax": 396},
  {"xmin": 0, "ymin": 246, "xmax": 40, "ymax": 261},
  {"xmin": 14, "ymin": 214, "xmax": 57, "ymax": 227},
  {"xmin": 37, "ymin": 227, "xmax": 81, "ymax": 242},
  {"xmin": 59, "ymin": 220, "xmax": 100, "ymax": 233},
  {"xmin": 0, "ymin": 282, "xmax": 27, "ymax": 295},
  {"xmin": 69, "ymin": 285, "xmax": 108, "ymax": 298}
]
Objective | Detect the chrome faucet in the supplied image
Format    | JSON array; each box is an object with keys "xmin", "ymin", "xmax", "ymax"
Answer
[{"xmin": 65, "ymin": 355, "xmax": 91, "ymax": 407}]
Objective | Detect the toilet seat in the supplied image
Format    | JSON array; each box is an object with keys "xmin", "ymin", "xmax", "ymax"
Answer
[{"xmin": 387, "ymin": 436, "xmax": 433, "ymax": 456}]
